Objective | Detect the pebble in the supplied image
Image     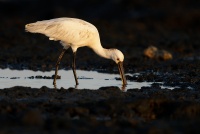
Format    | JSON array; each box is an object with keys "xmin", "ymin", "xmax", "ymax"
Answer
[{"xmin": 144, "ymin": 46, "xmax": 173, "ymax": 60}]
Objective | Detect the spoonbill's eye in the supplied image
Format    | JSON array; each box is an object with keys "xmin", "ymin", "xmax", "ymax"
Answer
[{"xmin": 117, "ymin": 58, "xmax": 120, "ymax": 61}]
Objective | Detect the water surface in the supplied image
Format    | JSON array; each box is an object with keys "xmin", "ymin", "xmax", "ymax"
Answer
[{"xmin": 0, "ymin": 69, "xmax": 153, "ymax": 90}]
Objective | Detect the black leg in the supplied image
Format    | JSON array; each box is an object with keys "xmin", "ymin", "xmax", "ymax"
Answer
[
  {"xmin": 53, "ymin": 49, "xmax": 66, "ymax": 85},
  {"xmin": 72, "ymin": 51, "xmax": 79, "ymax": 85}
]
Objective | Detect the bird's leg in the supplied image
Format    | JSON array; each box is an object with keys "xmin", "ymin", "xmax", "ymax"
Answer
[
  {"xmin": 53, "ymin": 49, "xmax": 66, "ymax": 85},
  {"xmin": 72, "ymin": 52, "xmax": 79, "ymax": 85}
]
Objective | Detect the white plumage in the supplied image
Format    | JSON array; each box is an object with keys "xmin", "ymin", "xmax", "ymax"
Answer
[{"xmin": 25, "ymin": 17, "xmax": 127, "ymax": 86}]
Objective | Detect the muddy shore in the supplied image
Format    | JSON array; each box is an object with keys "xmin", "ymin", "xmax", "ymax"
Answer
[
  {"xmin": 0, "ymin": 86, "xmax": 200, "ymax": 133},
  {"xmin": 0, "ymin": 0, "xmax": 200, "ymax": 133}
]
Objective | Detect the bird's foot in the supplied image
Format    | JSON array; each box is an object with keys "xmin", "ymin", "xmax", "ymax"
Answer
[
  {"xmin": 53, "ymin": 83, "xmax": 57, "ymax": 89},
  {"xmin": 121, "ymin": 84, "xmax": 127, "ymax": 91}
]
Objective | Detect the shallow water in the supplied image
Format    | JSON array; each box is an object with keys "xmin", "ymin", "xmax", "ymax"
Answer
[{"xmin": 0, "ymin": 69, "xmax": 156, "ymax": 91}]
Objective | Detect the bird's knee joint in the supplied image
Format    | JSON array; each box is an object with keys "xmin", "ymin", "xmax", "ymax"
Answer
[
  {"xmin": 72, "ymin": 63, "xmax": 75, "ymax": 68},
  {"xmin": 56, "ymin": 62, "xmax": 60, "ymax": 66}
]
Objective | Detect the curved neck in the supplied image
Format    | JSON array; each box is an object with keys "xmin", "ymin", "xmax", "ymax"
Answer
[{"xmin": 90, "ymin": 43, "xmax": 111, "ymax": 59}]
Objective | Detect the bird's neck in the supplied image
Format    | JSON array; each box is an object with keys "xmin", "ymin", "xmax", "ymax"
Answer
[{"xmin": 91, "ymin": 44, "xmax": 111, "ymax": 59}]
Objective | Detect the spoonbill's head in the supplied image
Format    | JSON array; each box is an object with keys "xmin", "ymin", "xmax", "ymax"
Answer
[{"xmin": 110, "ymin": 49, "xmax": 127, "ymax": 85}]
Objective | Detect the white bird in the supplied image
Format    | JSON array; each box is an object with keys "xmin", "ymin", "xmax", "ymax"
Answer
[{"xmin": 25, "ymin": 17, "xmax": 127, "ymax": 86}]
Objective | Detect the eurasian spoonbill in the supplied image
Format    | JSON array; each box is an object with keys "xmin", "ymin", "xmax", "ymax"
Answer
[{"xmin": 25, "ymin": 17, "xmax": 127, "ymax": 86}]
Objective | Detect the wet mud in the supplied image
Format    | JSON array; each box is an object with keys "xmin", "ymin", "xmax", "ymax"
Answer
[
  {"xmin": 0, "ymin": 0, "xmax": 200, "ymax": 133},
  {"xmin": 0, "ymin": 86, "xmax": 200, "ymax": 133}
]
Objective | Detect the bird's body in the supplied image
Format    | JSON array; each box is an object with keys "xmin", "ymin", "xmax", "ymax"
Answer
[
  {"xmin": 26, "ymin": 18, "xmax": 100, "ymax": 53},
  {"xmin": 25, "ymin": 17, "xmax": 127, "ymax": 86}
]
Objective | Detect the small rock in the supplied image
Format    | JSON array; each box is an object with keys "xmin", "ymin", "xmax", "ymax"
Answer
[
  {"xmin": 10, "ymin": 77, "xmax": 20, "ymax": 79},
  {"xmin": 27, "ymin": 76, "xmax": 34, "ymax": 79},
  {"xmin": 52, "ymin": 75, "xmax": 61, "ymax": 79},
  {"xmin": 35, "ymin": 75, "xmax": 43, "ymax": 79},
  {"xmin": 144, "ymin": 46, "xmax": 172, "ymax": 60},
  {"xmin": 144, "ymin": 46, "xmax": 158, "ymax": 59},
  {"xmin": 78, "ymin": 76, "xmax": 93, "ymax": 79},
  {"xmin": 43, "ymin": 76, "xmax": 52, "ymax": 79}
]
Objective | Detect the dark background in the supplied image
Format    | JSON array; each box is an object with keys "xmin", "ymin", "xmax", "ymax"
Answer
[
  {"xmin": 0, "ymin": 1, "xmax": 200, "ymax": 133},
  {"xmin": 0, "ymin": 0, "xmax": 200, "ymax": 71}
]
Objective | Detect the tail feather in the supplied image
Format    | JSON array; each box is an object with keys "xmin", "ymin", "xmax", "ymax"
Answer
[
  {"xmin": 25, "ymin": 19, "xmax": 66, "ymax": 41},
  {"xmin": 25, "ymin": 22, "xmax": 48, "ymax": 33}
]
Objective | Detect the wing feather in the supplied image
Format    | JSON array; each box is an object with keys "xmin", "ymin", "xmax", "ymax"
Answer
[{"xmin": 25, "ymin": 18, "xmax": 97, "ymax": 44}]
